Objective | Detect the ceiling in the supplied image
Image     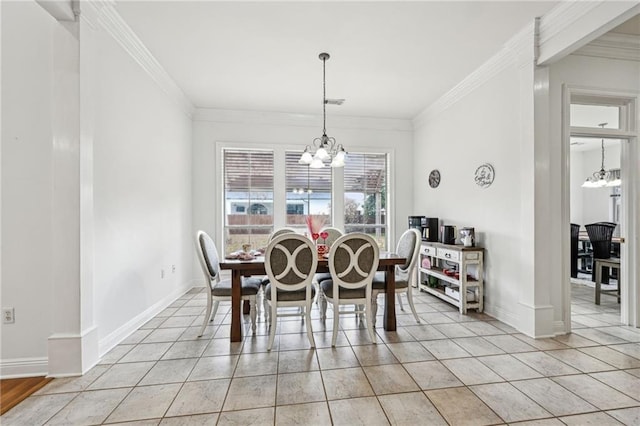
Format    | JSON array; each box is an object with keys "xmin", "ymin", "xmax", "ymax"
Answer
[{"xmin": 115, "ymin": 1, "xmax": 559, "ymax": 120}]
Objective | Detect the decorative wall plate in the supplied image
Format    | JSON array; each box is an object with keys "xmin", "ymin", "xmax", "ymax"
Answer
[
  {"xmin": 474, "ymin": 163, "xmax": 495, "ymax": 188},
  {"xmin": 428, "ymin": 169, "xmax": 441, "ymax": 188}
]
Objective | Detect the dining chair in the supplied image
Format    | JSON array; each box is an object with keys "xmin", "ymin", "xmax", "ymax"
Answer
[
  {"xmin": 261, "ymin": 227, "xmax": 299, "ymax": 322},
  {"xmin": 570, "ymin": 223, "xmax": 580, "ymax": 278},
  {"xmin": 371, "ymin": 228, "xmax": 421, "ymax": 326},
  {"xmin": 268, "ymin": 227, "xmax": 297, "ymax": 243},
  {"xmin": 264, "ymin": 233, "xmax": 318, "ymax": 351},
  {"xmin": 585, "ymin": 222, "xmax": 619, "ymax": 302},
  {"xmin": 319, "ymin": 233, "xmax": 379, "ymax": 346},
  {"xmin": 195, "ymin": 230, "xmax": 260, "ymax": 337}
]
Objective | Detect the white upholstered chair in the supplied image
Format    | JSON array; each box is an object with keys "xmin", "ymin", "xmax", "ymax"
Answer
[
  {"xmin": 264, "ymin": 233, "xmax": 318, "ymax": 351},
  {"xmin": 371, "ymin": 228, "xmax": 421, "ymax": 326},
  {"xmin": 195, "ymin": 230, "xmax": 260, "ymax": 337},
  {"xmin": 319, "ymin": 233, "xmax": 379, "ymax": 346}
]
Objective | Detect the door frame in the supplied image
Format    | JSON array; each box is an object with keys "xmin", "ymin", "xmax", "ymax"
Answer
[{"xmin": 562, "ymin": 85, "xmax": 639, "ymax": 330}]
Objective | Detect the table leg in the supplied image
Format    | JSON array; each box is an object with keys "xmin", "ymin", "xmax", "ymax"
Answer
[
  {"xmin": 595, "ymin": 260, "xmax": 601, "ymax": 305},
  {"xmin": 383, "ymin": 265, "xmax": 397, "ymax": 331},
  {"xmin": 231, "ymin": 269, "xmax": 243, "ymax": 342}
]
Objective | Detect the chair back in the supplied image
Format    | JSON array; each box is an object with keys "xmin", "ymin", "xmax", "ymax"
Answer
[
  {"xmin": 329, "ymin": 233, "xmax": 379, "ymax": 291},
  {"xmin": 268, "ymin": 227, "xmax": 297, "ymax": 243},
  {"xmin": 319, "ymin": 227, "xmax": 343, "ymax": 248},
  {"xmin": 196, "ymin": 230, "xmax": 221, "ymax": 288},
  {"xmin": 570, "ymin": 223, "xmax": 580, "ymax": 278},
  {"xmin": 396, "ymin": 228, "xmax": 421, "ymax": 283},
  {"xmin": 265, "ymin": 233, "xmax": 318, "ymax": 295},
  {"xmin": 585, "ymin": 222, "xmax": 616, "ymax": 260}
]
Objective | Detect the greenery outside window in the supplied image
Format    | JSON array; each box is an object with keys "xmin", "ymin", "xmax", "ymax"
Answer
[{"xmin": 344, "ymin": 152, "xmax": 388, "ymax": 249}]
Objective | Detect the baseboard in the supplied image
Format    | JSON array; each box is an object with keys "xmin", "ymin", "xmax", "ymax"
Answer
[
  {"xmin": 0, "ymin": 357, "xmax": 49, "ymax": 379},
  {"xmin": 98, "ymin": 282, "xmax": 195, "ymax": 357},
  {"xmin": 554, "ymin": 320, "xmax": 568, "ymax": 336},
  {"xmin": 47, "ymin": 326, "xmax": 100, "ymax": 377},
  {"xmin": 483, "ymin": 301, "xmax": 520, "ymax": 333}
]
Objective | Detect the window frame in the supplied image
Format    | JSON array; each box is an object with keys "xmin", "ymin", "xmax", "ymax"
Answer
[{"xmin": 216, "ymin": 141, "xmax": 393, "ymax": 254}]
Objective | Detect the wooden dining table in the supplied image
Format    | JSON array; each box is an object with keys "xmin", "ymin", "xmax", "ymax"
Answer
[{"xmin": 219, "ymin": 252, "xmax": 406, "ymax": 342}]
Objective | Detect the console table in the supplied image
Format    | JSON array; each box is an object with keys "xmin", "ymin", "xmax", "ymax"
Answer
[{"xmin": 418, "ymin": 242, "xmax": 484, "ymax": 313}]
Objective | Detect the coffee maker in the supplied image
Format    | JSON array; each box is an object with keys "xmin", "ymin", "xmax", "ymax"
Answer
[
  {"xmin": 408, "ymin": 216, "xmax": 439, "ymax": 242},
  {"xmin": 408, "ymin": 216, "xmax": 425, "ymax": 239}
]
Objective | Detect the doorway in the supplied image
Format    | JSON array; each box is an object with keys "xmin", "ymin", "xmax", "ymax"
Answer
[
  {"xmin": 569, "ymin": 135, "xmax": 623, "ymax": 327},
  {"xmin": 563, "ymin": 87, "xmax": 639, "ymax": 332}
]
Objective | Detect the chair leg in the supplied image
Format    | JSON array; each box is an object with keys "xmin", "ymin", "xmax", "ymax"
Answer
[
  {"xmin": 319, "ymin": 291, "xmax": 327, "ymax": 321},
  {"xmin": 198, "ymin": 291, "xmax": 213, "ymax": 337},
  {"xmin": 405, "ymin": 290, "xmax": 420, "ymax": 323},
  {"xmin": 397, "ymin": 294, "xmax": 405, "ymax": 311},
  {"xmin": 267, "ymin": 301, "xmax": 277, "ymax": 351},
  {"xmin": 331, "ymin": 299, "xmax": 340, "ymax": 347},
  {"xmin": 211, "ymin": 300, "xmax": 220, "ymax": 321},
  {"xmin": 250, "ymin": 299, "xmax": 257, "ymax": 334},
  {"xmin": 304, "ymin": 302, "xmax": 315, "ymax": 348},
  {"xmin": 371, "ymin": 293, "xmax": 379, "ymax": 328},
  {"xmin": 365, "ymin": 296, "xmax": 376, "ymax": 344},
  {"xmin": 263, "ymin": 291, "xmax": 270, "ymax": 323}
]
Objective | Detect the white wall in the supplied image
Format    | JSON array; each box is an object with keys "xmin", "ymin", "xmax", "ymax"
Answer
[
  {"xmin": 1, "ymin": 0, "xmax": 194, "ymax": 376},
  {"xmin": 1, "ymin": 1, "xmax": 56, "ymax": 371},
  {"xmin": 192, "ymin": 110, "xmax": 414, "ymax": 281},
  {"xmin": 92, "ymin": 27, "xmax": 193, "ymax": 351},
  {"xmin": 413, "ymin": 63, "xmax": 526, "ymax": 329}
]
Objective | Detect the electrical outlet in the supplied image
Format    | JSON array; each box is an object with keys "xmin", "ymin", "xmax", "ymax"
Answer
[
  {"xmin": 161, "ymin": 269, "xmax": 165, "ymax": 279},
  {"xmin": 172, "ymin": 264, "xmax": 176, "ymax": 273},
  {"xmin": 3, "ymin": 307, "xmax": 15, "ymax": 324}
]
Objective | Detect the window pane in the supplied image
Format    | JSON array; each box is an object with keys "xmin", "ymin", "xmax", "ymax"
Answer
[
  {"xmin": 285, "ymin": 152, "xmax": 332, "ymax": 228},
  {"xmin": 224, "ymin": 149, "xmax": 274, "ymax": 252},
  {"xmin": 570, "ymin": 104, "xmax": 620, "ymax": 129},
  {"xmin": 344, "ymin": 153, "xmax": 387, "ymax": 249}
]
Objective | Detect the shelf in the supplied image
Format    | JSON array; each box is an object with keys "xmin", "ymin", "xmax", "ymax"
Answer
[
  {"xmin": 419, "ymin": 284, "xmax": 482, "ymax": 308},
  {"xmin": 418, "ymin": 267, "xmax": 480, "ymax": 287},
  {"xmin": 418, "ymin": 241, "xmax": 484, "ymax": 314}
]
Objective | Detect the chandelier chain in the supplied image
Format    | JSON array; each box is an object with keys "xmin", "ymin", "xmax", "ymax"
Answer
[{"xmin": 322, "ymin": 55, "xmax": 327, "ymax": 135}]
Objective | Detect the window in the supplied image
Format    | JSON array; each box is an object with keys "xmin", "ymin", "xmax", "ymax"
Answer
[
  {"xmin": 285, "ymin": 152, "xmax": 332, "ymax": 229},
  {"xmin": 344, "ymin": 153, "xmax": 388, "ymax": 249},
  {"xmin": 220, "ymin": 147, "xmax": 391, "ymax": 253},
  {"xmin": 223, "ymin": 149, "xmax": 274, "ymax": 253}
]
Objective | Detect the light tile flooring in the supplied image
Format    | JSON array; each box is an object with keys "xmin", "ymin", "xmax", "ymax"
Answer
[{"xmin": 2, "ymin": 284, "xmax": 640, "ymax": 425}]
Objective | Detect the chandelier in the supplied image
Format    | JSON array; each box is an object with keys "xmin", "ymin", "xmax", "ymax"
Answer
[
  {"xmin": 582, "ymin": 123, "xmax": 620, "ymax": 188},
  {"xmin": 298, "ymin": 53, "xmax": 346, "ymax": 168}
]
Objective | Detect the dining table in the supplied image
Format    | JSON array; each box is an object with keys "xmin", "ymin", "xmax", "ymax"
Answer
[{"xmin": 219, "ymin": 252, "xmax": 406, "ymax": 342}]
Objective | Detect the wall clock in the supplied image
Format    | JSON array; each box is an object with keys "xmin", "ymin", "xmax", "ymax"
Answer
[
  {"xmin": 428, "ymin": 169, "xmax": 441, "ymax": 188},
  {"xmin": 475, "ymin": 163, "xmax": 495, "ymax": 188}
]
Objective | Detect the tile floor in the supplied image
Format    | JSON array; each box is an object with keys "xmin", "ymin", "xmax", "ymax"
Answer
[{"xmin": 2, "ymin": 283, "xmax": 639, "ymax": 425}]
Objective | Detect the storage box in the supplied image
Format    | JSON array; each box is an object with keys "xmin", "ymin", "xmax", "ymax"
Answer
[{"xmin": 444, "ymin": 286, "xmax": 477, "ymax": 302}]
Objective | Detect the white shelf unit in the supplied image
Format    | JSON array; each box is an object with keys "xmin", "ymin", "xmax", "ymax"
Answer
[{"xmin": 417, "ymin": 242, "xmax": 484, "ymax": 313}]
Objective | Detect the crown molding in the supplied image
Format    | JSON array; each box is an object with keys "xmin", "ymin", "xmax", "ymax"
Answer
[
  {"xmin": 194, "ymin": 108, "xmax": 413, "ymax": 133},
  {"xmin": 537, "ymin": 1, "xmax": 640, "ymax": 65},
  {"xmin": 413, "ymin": 24, "xmax": 535, "ymax": 128},
  {"xmin": 537, "ymin": 0, "xmax": 601, "ymax": 46},
  {"xmin": 573, "ymin": 32, "xmax": 640, "ymax": 62},
  {"xmin": 79, "ymin": 0, "xmax": 194, "ymax": 117}
]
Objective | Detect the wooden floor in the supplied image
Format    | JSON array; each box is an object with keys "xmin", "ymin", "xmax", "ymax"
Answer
[{"xmin": 0, "ymin": 376, "xmax": 52, "ymax": 415}]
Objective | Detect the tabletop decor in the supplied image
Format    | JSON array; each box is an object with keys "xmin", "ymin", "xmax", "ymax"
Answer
[
  {"xmin": 474, "ymin": 163, "xmax": 495, "ymax": 188},
  {"xmin": 305, "ymin": 215, "xmax": 326, "ymax": 243}
]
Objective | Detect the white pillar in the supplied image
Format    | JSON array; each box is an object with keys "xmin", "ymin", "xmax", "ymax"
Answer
[{"xmin": 47, "ymin": 4, "xmax": 98, "ymax": 376}]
